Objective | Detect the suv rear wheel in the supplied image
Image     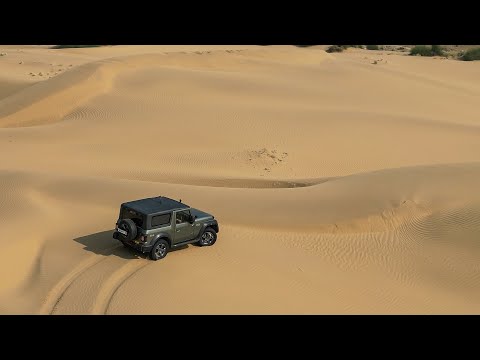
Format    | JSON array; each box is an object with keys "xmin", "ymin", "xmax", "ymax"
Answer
[{"xmin": 150, "ymin": 239, "xmax": 169, "ymax": 261}]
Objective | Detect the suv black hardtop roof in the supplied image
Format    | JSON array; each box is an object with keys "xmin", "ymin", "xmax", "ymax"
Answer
[{"xmin": 122, "ymin": 196, "xmax": 189, "ymax": 214}]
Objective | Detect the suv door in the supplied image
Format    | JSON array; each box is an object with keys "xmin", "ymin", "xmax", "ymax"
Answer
[{"xmin": 173, "ymin": 210, "xmax": 194, "ymax": 244}]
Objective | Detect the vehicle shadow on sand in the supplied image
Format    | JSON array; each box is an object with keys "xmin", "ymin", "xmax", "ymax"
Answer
[{"xmin": 74, "ymin": 230, "xmax": 189, "ymax": 260}]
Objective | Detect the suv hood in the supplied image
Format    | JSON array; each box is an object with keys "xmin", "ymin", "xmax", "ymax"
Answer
[{"xmin": 190, "ymin": 208, "xmax": 214, "ymax": 220}]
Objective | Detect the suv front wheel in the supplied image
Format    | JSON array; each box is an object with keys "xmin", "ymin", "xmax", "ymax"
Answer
[
  {"xmin": 198, "ymin": 228, "xmax": 217, "ymax": 247},
  {"xmin": 150, "ymin": 239, "xmax": 169, "ymax": 261}
]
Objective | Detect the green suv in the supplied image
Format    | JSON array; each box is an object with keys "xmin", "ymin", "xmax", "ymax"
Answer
[{"xmin": 113, "ymin": 196, "xmax": 219, "ymax": 260}]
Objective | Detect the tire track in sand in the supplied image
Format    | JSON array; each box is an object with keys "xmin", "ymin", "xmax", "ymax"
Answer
[
  {"xmin": 91, "ymin": 260, "xmax": 150, "ymax": 314},
  {"xmin": 40, "ymin": 255, "xmax": 110, "ymax": 314},
  {"xmin": 42, "ymin": 248, "xmax": 150, "ymax": 314},
  {"xmin": 39, "ymin": 244, "xmax": 120, "ymax": 315}
]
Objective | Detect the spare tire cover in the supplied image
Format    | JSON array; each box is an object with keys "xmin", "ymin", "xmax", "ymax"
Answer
[{"xmin": 117, "ymin": 218, "xmax": 138, "ymax": 241}]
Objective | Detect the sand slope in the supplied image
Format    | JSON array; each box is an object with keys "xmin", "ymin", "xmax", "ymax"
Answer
[{"xmin": 0, "ymin": 45, "xmax": 479, "ymax": 314}]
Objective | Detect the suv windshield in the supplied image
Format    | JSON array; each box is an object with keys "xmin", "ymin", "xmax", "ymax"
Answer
[{"xmin": 120, "ymin": 206, "xmax": 146, "ymax": 228}]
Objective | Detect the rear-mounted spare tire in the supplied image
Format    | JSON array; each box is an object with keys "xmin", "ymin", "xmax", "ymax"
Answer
[{"xmin": 117, "ymin": 218, "xmax": 138, "ymax": 241}]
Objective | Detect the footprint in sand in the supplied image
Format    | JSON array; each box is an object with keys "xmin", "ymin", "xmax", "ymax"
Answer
[{"xmin": 235, "ymin": 148, "xmax": 289, "ymax": 174}]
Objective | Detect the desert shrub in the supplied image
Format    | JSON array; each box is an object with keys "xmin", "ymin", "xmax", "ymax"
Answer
[
  {"xmin": 326, "ymin": 45, "xmax": 363, "ymax": 53},
  {"xmin": 326, "ymin": 45, "xmax": 344, "ymax": 53},
  {"xmin": 410, "ymin": 45, "xmax": 445, "ymax": 56},
  {"xmin": 431, "ymin": 45, "xmax": 445, "ymax": 56},
  {"xmin": 460, "ymin": 48, "xmax": 480, "ymax": 61},
  {"xmin": 366, "ymin": 45, "xmax": 379, "ymax": 50},
  {"xmin": 410, "ymin": 45, "xmax": 432, "ymax": 56}
]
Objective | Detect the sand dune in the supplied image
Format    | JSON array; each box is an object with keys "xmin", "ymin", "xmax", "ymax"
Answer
[{"xmin": 0, "ymin": 45, "xmax": 479, "ymax": 314}]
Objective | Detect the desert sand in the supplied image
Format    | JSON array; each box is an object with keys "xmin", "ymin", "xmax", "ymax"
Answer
[{"xmin": 0, "ymin": 45, "xmax": 479, "ymax": 314}]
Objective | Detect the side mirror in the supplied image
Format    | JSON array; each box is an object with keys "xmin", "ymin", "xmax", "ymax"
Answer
[{"xmin": 188, "ymin": 215, "xmax": 196, "ymax": 223}]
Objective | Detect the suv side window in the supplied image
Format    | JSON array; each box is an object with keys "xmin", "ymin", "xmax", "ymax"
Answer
[
  {"xmin": 151, "ymin": 213, "xmax": 171, "ymax": 228},
  {"xmin": 175, "ymin": 210, "xmax": 191, "ymax": 224}
]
